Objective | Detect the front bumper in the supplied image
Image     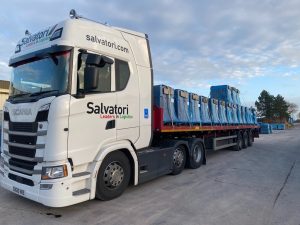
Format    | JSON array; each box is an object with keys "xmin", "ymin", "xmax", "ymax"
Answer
[{"xmin": 0, "ymin": 167, "xmax": 90, "ymax": 207}]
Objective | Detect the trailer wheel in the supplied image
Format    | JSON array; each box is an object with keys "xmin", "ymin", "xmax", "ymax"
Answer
[
  {"xmin": 233, "ymin": 132, "xmax": 242, "ymax": 151},
  {"xmin": 247, "ymin": 131, "xmax": 253, "ymax": 147},
  {"xmin": 242, "ymin": 131, "xmax": 248, "ymax": 149},
  {"xmin": 188, "ymin": 142, "xmax": 204, "ymax": 169},
  {"xmin": 171, "ymin": 145, "xmax": 186, "ymax": 175},
  {"xmin": 95, "ymin": 151, "xmax": 131, "ymax": 201}
]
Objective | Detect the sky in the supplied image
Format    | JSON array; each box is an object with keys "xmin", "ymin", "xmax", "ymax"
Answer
[{"xmin": 0, "ymin": 0, "xmax": 299, "ymax": 115}]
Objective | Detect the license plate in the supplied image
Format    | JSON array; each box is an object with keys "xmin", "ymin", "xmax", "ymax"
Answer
[{"xmin": 13, "ymin": 186, "xmax": 25, "ymax": 196}]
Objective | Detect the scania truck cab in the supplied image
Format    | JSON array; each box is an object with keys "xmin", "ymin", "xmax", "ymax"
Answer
[{"xmin": 0, "ymin": 11, "xmax": 153, "ymax": 207}]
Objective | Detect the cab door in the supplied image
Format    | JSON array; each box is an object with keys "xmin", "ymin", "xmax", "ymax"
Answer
[{"xmin": 68, "ymin": 51, "xmax": 116, "ymax": 165}]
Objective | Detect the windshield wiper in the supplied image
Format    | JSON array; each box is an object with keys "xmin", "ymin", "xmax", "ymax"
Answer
[
  {"xmin": 29, "ymin": 90, "xmax": 59, "ymax": 97},
  {"xmin": 9, "ymin": 92, "xmax": 31, "ymax": 99}
]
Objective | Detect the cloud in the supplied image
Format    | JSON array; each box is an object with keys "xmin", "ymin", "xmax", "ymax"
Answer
[
  {"xmin": 0, "ymin": 61, "xmax": 11, "ymax": 80},
  {"xmin": 0, "ymin": 0, "xmax": 299, "ymax": 107}
]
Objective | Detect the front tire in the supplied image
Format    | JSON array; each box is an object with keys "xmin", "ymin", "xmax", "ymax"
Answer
[
  {"xmin": 96, "ymin": 151, "xmax": 131, "ymax": 201},
  {"xmin": 171, "ymin": 145, "xmax": 186, "ymax": 175}
]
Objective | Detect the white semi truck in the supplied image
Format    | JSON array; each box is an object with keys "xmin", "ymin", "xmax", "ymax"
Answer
[{"xmin": 0, "ymin": 10, "xmax": 259, "ymax": 207}]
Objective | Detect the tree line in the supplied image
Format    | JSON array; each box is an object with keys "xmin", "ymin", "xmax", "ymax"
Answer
[{"xmin": 255, "ymin": 90, "xmax": 298, "ymax": 123}]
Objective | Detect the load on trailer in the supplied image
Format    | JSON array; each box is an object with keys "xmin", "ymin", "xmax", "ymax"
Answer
[
  {"xmin": 153, "ymin": 84, "xmax": 257, "ymax": 132},
  {"xmin": 0, "ymin": 10, "xmax": 259, "ymax": 207}
]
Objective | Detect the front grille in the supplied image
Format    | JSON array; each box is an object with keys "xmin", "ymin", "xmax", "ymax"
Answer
[
  {"xmin": 9, "ymin": 122, "xmax": 38, "ymax": 133},
  {"xmin": 9, "ymin": 146, "xmax": 36, "ymax": 158},
  {"xmin": 9, "ymin": 135, "xmax": 37, "ymax": 145},
  {"xmin": 4, "ymin": 110, "xmax": 46, "ymax": 186},
  {"xmin": 9, "ymin": 158, "xmax": 37, "ymax": 176},
  {"xmin": 8, "ymin": 173, "xmax": 34, "ymax": 186},
  {"xmin": 9, "ymin": 158, "xmax": 37, "ymax": 171}
]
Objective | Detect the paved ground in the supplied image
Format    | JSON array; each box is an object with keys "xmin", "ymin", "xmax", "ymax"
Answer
[{"xmin": 1, "ymin": 125, "xmax": 300, "ymax": 225}]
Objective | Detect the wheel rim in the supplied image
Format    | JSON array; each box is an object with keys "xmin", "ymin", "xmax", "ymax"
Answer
[
  {"xmin": 173, "ymin": 148, "xmax": 184, "ymax": 168},
  {"xmin": 193, "ymin": 145, "xmax": 202, "ymax": 163},
  {"xmin": 103, "ymin": 161, "xmax": 124, "ymax": 189}
]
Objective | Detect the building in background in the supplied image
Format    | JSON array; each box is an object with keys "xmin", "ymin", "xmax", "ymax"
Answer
[{"xmin": 0, "ymin": 80, "xmax": 10, "ymax": 110}]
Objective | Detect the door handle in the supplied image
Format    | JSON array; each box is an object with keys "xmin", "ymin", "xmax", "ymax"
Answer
[{"xmin": 105, "ymin": 120, "xmax": 115, "ymax": 130}]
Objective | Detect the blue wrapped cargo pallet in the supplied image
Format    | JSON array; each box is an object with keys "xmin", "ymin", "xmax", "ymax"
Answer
[
  {"xmin": 231, "ymin": 87, "xmax": 241, "ymax": 105},
  {"xmin": 174, "ymin": 89, "xmax": 190, "ymax": 124},
  {"xmin": 226, "ymin": 103, "xmax": 234, "ymax": 124},
  {"xmin": 200, "ymin": 96, "xmax": 211, "ymax": 125},
  {"xmin": 218, "ymin": 100, "xmax": 227, "ymax": 124},
  {"xmin": 154, "ymin": 84, "xmax": 257, "ymax": 127},
  {"xmin": 237, "ymin": 105, "xmax": 244, "ymax": 124},
  {"xmin": 154, "ymin": 85, "xmax": 179, "ymax": 125},
  {"xmin": 189, "ymin": 93, "xmax": 201, "ymax": 125},
  {"xmin": 209, "ymin": 98, "xmax": 220, "ymax": 124},
  {"xmin": 210, "ymin": 85, "xmax": 233, "ymax": 103},
  {"xmin": 231, "ymin": 104, "xmax": 239, "ymax": 124},
  {"xmin": 270, "ymin": 123, "xmax": 286, "ymax": 130},
  {"xmin": 259, "ymin": 123, "xmax": 272, "ymax": 134}
]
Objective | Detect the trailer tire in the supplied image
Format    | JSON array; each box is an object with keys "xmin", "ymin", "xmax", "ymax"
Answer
[
  {"xmin": 233, "ymin": 132, "xmax": 242, "ymax": 151},
  {"xmin": 188, "ymin": 142, "xmax": 204, "ymax": 169},
  {"xmin": 171, "ymin": 145, "xmax": 186, "ymax": 175},
  {"xmin": 95, "ymin": 151, "xmax": 131, "ymax": 201},
  {"xmin": 247, "ymin": 131, "xmax": 253, "ymax": 147},
  {"xmin": 242, "ymin": 131, "xmax": 248, "ymax": 149}
]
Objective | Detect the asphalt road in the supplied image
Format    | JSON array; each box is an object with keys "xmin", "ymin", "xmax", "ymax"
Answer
[{"xmin": 0, "ymin": 125, "xmax": 300, "ymax": 225}]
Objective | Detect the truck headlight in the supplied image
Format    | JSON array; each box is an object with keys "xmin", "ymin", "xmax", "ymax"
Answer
[{"xmin": 41, "ymin": 165, "xmax": 68, "ymax": 180}]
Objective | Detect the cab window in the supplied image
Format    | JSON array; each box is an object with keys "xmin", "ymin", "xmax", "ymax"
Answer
[{"xmin": 77, "ymin": 52, "xmax": 112, "ymax": 93}]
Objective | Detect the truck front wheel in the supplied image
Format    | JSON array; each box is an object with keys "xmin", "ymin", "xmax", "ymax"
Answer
[{"xmin": 96, "ymin": 151, "xmax": 131, "ymax": 201}]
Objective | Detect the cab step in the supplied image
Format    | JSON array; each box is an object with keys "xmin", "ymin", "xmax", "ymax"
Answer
[
  {"xmin": 72, "ymin": 171, "xmax": 91, "ymax": 178},
  {"xmin": 73, "ymin": 188, "xmax": 90, "ymax": 196},
  {"xmin": 72, "ymin": 172, "xmax": 91, "ymax": 182}
]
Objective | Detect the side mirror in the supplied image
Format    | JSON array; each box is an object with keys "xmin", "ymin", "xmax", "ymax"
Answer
[
  {"xmin": 86, "ymin": 54, "xmax": 102, "ymax": 66},
  {"xmin": 82, "ymin": 53, "xmax": 114, "ymax": 92},
  {"xmin": 84, "ymin": 66, "xmax": 99, "ymax": 91},
  {"xmin": 102, "ymin": 56, "xmax": 114, "ymax": 65},
  {"xmin": 86, "ymin": 54, "xmax": 114, "ymax": 67}
]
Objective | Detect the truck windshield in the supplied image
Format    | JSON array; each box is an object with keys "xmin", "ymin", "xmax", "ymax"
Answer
[{"xmin": 9, "ymin": 51, "xmax": 70, "ymax": 100}]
